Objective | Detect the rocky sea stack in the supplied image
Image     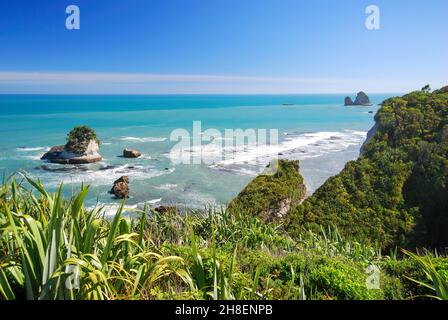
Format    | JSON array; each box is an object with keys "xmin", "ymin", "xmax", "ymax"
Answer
[
  {"xmin": 344, "ymin": 96, "xmax": 354, "ymax": 106},
  {"xmin": 110, "ymin": 176, "xmax": 130, "ymax": 199},
  {"xmin": 41, "ymin": 126, "xmax": 103, "ymax": 164},
  {"xmin": 344, "ymin": 91, "xmax": 373, "ymax": 106}
]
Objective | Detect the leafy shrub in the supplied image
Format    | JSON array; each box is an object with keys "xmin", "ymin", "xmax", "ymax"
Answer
[
  {"xmin": 401, "ymin": 250, "xmax": 448, "ymax": 300},
  {"xmin": 0, "ymin": 175, "xmax": 445, "ymax": 300},
  {"xmin": 65, "ymin": 126, "xmax": 100, "ymax": 154},
  {"xmin": 0, "ymin": 177, "xmax": 190, "ymax": 300},
  {"xmin": 307, "ymin": 257, "xmax": 381, "ymax": 300},
  {"xmin": 228, "ymin": 160, "xmax": 306, "ymax": 222}
]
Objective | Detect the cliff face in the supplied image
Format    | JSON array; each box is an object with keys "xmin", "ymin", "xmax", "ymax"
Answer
[
  {"xmin": 360, "ymin": 122, "xmax": 378, "ymax": 154},
  {"xmin": 231, "ymin": 87, "xmax": 448, "ymax": 249},
  {"xmin": 228, "ymin": 160, "xmax": 307, "ymax": 222}
]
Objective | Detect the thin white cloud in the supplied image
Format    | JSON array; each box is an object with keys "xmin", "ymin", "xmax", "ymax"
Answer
[
  {"xmin": 0, "ymin": 70, "xmax": 439, "ymax": 94},
  {"xmin": 0, "ymin": 71, "xmax": 346, "ymax": 84}
]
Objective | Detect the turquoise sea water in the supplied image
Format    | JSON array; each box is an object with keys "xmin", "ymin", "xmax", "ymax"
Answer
[{"xmin": 0, "ymin": 94, "xmax": 394, "ymax": 213}]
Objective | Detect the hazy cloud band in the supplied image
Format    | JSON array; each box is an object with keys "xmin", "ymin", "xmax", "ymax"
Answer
[{"xmin": 0, "ymin": 71, "xmax": 345, "ymax": 84}]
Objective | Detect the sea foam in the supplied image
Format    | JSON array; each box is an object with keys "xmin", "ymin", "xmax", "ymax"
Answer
[
  {"xmin": 119, "ymin": 136, "xmax": 167, "ymax": 143},
  {"xmin": 41, "ymin": 163, "xmax": 175, "ymax": 188},
  {"xmin": 16, "ymin": 146, "xmax": 48, "ymax": 152},
  {"xmin": 207, "ymin": 130, "xmax": 366, "ymax": 174}
]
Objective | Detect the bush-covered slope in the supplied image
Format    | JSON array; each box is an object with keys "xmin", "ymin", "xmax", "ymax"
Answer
[
  {"xmin": 1, "ymin": 177, "xmax": 447, "ymax": 300},
  {"xmin": 286, "ymin": 87, "xmax": 448, "ymax": 249},
  {"xmin": 65, "ymin": 125, "xmax": 100, "ymax": 154},
  {"xmin": 228, "ymin": 160, "xmax": 307, "ymax": 222}
]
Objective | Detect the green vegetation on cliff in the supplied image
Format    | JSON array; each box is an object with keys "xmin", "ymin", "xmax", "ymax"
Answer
[
  {"xmin": 285, "ymin": 87, "xmax": 448, "ymax": 249},
  {"xmin": 2, "ymin": 87, "xmax": 448, "ymax": 300},
  {"xmin": 65, "ymin": 126, "xmax": 100, "ymax": 154},
  {"xmin": 228, "ymin": 160, "xmax": 306, "ymax": 222},
  {"xmin": 1, "ymin": 178, "xmax": 446, "ymax": 300}
]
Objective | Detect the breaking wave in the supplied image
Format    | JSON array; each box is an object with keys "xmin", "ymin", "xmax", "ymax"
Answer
[
  {"xmin": 119, "ymin": 136, "xmax": 167, "ymax": 143},
  {"xmin": 207, "ymin": 130, "xmax": 366, "ymax": 174}
]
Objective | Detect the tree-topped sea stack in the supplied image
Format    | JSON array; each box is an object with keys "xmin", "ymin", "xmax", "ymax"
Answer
[{"xmin": 41, "ymin": 126, "xmax": 103, "ymax": 164}]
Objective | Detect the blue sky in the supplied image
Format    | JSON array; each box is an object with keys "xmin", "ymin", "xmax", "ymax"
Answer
[{"xmin": 0, "ymin": 0, "xmax": 446, "ymax": 94}]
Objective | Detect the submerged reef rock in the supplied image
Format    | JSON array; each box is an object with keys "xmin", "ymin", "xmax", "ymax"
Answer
[
  {"xmin": 228, "ymin": 159, "xmax": 307, "ymax": 222},
  {"xmin": 41, "ymin": 145, "xmax": 65, "ymax": 161}
]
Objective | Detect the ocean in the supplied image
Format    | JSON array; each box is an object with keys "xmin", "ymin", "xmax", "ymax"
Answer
[{"xmin": 0, "ymin": 94, "xmax": 393, "ymax": 214}]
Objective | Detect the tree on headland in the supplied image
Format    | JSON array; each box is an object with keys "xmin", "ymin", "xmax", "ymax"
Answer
[{"xmin": 421, "ymin": 84, "xmax": 432, "ymax": 93}]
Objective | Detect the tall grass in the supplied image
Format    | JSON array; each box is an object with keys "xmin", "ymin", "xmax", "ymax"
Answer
[
  {"xmin": 0, "ymin": 176, "xmax": 191, "ymax": 300},
  {"xmin": 296, "ymin": 227, "xmax": 382, "ymax": 264},
  {"xmin": 403, "ymin": 249, "xmax": 448, "ymax": 300},
  {"xmin": 0, "ymin": 176, "xmax": 294, "ymax": 300},
  {"xmin": 1, "ymin": 176, "xmax": 447, "ymax": 300}
]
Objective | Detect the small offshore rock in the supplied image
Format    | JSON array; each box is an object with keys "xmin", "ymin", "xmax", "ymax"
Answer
[
  {"xmin": 110, "ymin": 176, "xmax": 130, "ymax": 199},
  {"xmin": 123, "ymin": 148, "xmax": 142, "ymax": 158},
  {"xmin": 154, "ymin": 206, "xmax": 178, "ymax": 214}
]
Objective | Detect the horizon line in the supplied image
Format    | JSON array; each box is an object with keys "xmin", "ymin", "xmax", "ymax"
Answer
[
  {"xmin": 0, "ymin": 71, "xmax": 438, "ymax": 95},
  {"xmin": 0, "ymin": 92, "xmax": 404, "ymax": 96}
]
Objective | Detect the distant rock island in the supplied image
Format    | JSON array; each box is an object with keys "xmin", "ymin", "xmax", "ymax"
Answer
[{"xmin": 344, "ymin": 92, "xmax": 373, "ymax": 106}]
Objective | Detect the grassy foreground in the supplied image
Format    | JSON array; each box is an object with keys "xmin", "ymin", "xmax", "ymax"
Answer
[{"xmin": 0, "ymin": 176, "xmax": 447, "ymax": 300}]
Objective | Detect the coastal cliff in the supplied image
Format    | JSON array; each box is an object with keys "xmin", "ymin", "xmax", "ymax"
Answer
[
  {"xmin": 360, "ymin": 122, "xmax": 378, "ymax": 154},
  {"xmin": 232, "ymin": 86, "xmax": 448, "ymax": 249}
]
